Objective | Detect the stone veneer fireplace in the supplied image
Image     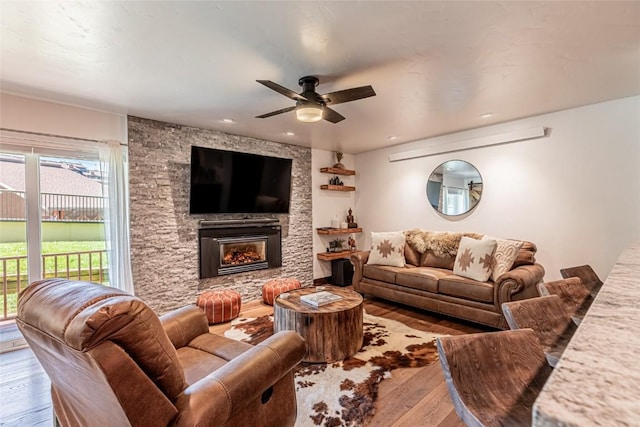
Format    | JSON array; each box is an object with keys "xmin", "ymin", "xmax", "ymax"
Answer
[{"xmin": 127, "ymin": 116, "xmax": 312, "ymax": 314}]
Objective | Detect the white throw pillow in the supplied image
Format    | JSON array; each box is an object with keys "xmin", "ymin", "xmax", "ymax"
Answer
[
  {"xmin": 453, "ymin": 236, "xmax": 497, "ymax": 282},
  {"xmin": 366, "ymin": 232, "xmax": 406, "ymax": 267},
  {"xmin": 483, "ymin": 236, "xmax": 523, "ymax": 281}
]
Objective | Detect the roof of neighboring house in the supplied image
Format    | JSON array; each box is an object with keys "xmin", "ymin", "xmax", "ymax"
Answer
[{"xmin": 0, "ymin": 159, "xmax": 103, "ymax": 197}]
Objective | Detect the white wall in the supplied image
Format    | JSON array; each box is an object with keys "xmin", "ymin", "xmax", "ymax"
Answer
[
  {"xmin": 354, "ymin": 96, "xmax": 640, "ymax": 282},
  {"xmin": 311, "ymin": 149, "xmax": 357, "ymax": 279},
  {"xmin": 0, "ymin": 93, "xmax": 126, "ymax": 142}
]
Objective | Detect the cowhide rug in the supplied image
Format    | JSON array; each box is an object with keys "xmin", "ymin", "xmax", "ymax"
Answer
[{"xmin": 224, "ymin": 311, "xmax": 446, "ymax": 426}]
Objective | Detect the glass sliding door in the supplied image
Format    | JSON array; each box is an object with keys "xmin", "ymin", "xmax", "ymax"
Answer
[
  {"xmin": 0, "ymin": 153, "xmax": 29, "ymax": 319},
  {"xmin": 0, "ymin": 150, "xmax": 109, "ymax": 319},
  {"xmin": 39, "ymin": 156, "xmax": 108, "ymax": 285}
]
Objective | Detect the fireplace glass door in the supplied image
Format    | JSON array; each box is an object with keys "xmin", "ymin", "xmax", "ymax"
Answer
[{"xmin": 219, "ymin": 236, "xmax": 267, "ymax": 271}]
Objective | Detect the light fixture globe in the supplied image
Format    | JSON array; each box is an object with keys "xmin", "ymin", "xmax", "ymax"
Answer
[{"xmin": 296, "ymin": 105, "xmax": 323, "ymax": 122}]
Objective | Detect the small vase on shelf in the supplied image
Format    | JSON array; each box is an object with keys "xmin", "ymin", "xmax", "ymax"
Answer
[{"xmin": 333, "ymin": 151, "xmax": 345, "ymax": 169}]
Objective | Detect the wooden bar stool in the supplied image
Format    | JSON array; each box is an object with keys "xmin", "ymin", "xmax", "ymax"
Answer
[
  {"xmin": 502, "ymin": 295, "xmax": 576, "ymax": 367},
  {"xmin": 538, "ymin": 277, "xmax": 592, "ymax": 325},
  {"xmin": 560, "ymin": 264, "xmax": 603, "ymax": 297},
  {"xmin": 437, "ymin": 329, "xmax": 552, "ymax": 427}
]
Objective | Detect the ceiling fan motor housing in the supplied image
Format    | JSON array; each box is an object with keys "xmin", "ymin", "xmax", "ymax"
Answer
[
  {"xmin": 298, "ymin": 75, "xmax": 319, "ymax": 91},
  {"xmin": 298, "ymin": 76, "xmax": 324, "ymax": 105}
]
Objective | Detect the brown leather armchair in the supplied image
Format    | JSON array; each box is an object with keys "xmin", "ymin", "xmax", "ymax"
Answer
[{"xmin": 16, "ymin": 279, "xmax": 306, "ymax": 427}]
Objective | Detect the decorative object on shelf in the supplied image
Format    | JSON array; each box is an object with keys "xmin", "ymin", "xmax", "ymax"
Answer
[
  {"xmin": 348, "ymin": 236, "xmax": 356, "ymax": 251},
  {"xmin": 347, "ymin": 208, "xmax": 358, "ymax": 228},
  {"xmin": 329, "ymin": 176, "xmax": 344, "ymax": 186},
  {"xmin": 329, "ymin": 238, "xmax": 345, "ymax": 253},
  {"xmin": 333, "ymin": 151, "xmax": 345, "ymax": 169},
  {"xmin": 346, "ymin": 208, "xmax": 354, "ymax": 224},
  {"xmin": 341, "ymin": 221, "xmax": 348, "ymax": 229}
]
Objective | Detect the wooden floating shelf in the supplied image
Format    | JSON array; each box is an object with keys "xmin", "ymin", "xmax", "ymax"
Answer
[
  {"xmin": 316, "ymin": 228, "xmax": 362, "ymax": 235},
  {"xmin": 320, "ymin": 167, "xmax": 356, "ymax": 176},
  {"xmin": 317, "ymin": 250, "xmax": 354, "ymax": 261},
  {"xmin": 320, "ymin": 185, "xmax": 356, "ymax": 192}
]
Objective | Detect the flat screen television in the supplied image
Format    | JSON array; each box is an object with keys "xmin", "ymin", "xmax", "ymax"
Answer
[{"xmin": 189, "ymin": 146, "xmax": 293, "ymax": 214}]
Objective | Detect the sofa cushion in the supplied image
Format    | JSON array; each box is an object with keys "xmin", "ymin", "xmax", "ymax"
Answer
[
  {"xmin": 420, "ymin": 249, "xmax": 455, "ymax": 270},
  {"xmin": 395, "ymin": 267, "xmax": 449, "ymax": 293},
  {"xmin": 453, "ymin": 237, "xmax": 497, "ymax": 282},
  {"xmin": 363, "ymin": 264, "xmax": 402, "ymax": 283},
  {"xmin": 511, "ymin": 241, "xmax": 537, "ymax": 267},
  {"xmin": 367, "ymin": 231, "xmax": 405, "ymax": 267},
  {"xmin": 439, "ymin": 275, "xmax": 495, "ymax": 304},
  {"xmin": 404, "ymin": 243, "xmax": 421, "ymax": 266},
  {"xmin": 483, "ymin": 236, "xmax": 523, "ymax": 281}
]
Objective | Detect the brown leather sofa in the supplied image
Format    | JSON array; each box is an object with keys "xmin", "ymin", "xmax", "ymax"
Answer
[
  {"xmin": 351, "ymin": 235, "xmax": 544, "ymax": 329},
  {"xmin": 16, "ymin": 278, "xmax": 306, "ymax": 426}
]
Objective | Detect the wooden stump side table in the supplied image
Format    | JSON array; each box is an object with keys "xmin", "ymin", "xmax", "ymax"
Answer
[{"xmin": 273, "ymin": 286, "xmax": 363, "ymax": 363}]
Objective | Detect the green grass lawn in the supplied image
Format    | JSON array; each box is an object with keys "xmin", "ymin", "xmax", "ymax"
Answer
[{"xmin": 0, "ymin": 241, "xmax": 107, "ymax": 275}]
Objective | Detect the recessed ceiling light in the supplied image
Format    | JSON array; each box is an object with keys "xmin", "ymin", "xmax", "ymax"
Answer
[
  {"xmin": 480, "ymin": 113, "xmax": 494, "ymax": 119},
  {"xmin": 284, "ymin": 131, "xmax": 295, "ymax": 136},
  {"xmin": 387, "ymin": 136, "xmax": 397, "ymax": 140},
  {"xmin": 221, "ymin": 118, "xmax": 235, "ymax": 123}
]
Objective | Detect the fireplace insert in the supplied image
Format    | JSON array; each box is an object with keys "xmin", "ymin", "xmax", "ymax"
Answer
[{"xmin": 198, "ymin": 219, "xmax": 282, "ymax": 278}]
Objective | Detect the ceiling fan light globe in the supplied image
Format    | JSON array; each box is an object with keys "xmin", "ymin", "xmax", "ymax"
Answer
[{"xmin": 296, "ymin": 106, "xmax": 323, "ymax": 122}]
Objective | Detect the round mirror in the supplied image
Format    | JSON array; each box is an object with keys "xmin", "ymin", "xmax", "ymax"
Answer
[{"xmin": 426, "ymin": 160, "xmax": 483, "ymax": 216}]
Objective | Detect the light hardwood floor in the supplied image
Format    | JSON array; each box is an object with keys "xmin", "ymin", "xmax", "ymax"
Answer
[{"xmin": 0, "ymin": 294, "xmax": 488, "ymax": 426}]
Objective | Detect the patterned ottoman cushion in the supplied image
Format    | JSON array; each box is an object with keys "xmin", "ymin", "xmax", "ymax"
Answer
[
  {"xmin": 262, "ymin": 278, "xmax": 302, "ymax": 305},
  {"xmin": 196, "ymin": 289, "xmax": 242, "ymax": 324}
]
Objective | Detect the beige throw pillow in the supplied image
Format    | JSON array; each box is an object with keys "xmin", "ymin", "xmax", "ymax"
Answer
[
  {"xmin": 366, "ymin": 232, "xmax": 406, "ymax": 267},
  {"xmin": 483, "ymin": 236, "xmax": 523, "ymax": 281},
  {"xmin": 453, "ymin": 236, "xmax": 497, "ymax": 282}
]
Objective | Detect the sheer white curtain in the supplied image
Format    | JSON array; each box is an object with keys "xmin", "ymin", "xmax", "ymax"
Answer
[{"xmin": 100, "ymin": 141, "xmax": 134, "ymax": 294}]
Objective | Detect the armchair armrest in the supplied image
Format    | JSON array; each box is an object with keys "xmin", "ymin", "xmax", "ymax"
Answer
[
  {"xmin": 495, "ymin": 263, "xmax": 545, "ymax": 306},
  {"xmin": 350, "ymin": 251, "xmax": 370, "ymax": 286},
  {"xmin": 172, "ymin": 330, "xmax": 305, "ymax": 426},
  {"xmin": 160, "ymin": 305, "xmax": 209, "ymax": 349}
]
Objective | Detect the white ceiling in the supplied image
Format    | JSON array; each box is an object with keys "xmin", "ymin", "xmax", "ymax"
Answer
[{"xmin": 1, "ymin": 1, "xmax": 639, "ymax": 154}]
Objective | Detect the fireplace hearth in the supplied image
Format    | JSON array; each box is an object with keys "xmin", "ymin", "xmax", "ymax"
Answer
[{"xmin": 198, "ymin": 219, "xmax": 282, "ymax": 278}]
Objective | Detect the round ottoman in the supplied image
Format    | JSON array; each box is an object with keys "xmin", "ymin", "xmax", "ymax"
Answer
[
  {"xmin": 262, "ymin": 278, "xmax": 301, "ymax": 305},
  {"xmin": 196, "ymin": 289, "xmax": 242, "ymax": 325}
]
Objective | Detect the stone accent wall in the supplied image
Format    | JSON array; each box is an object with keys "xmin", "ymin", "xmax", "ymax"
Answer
[{"xmin": 127, "ymin": 116, "xmax": 313, "ymax": 314}]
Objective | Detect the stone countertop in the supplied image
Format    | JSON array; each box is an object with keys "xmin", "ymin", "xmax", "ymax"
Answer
[{"xmin": 533, "ymin": 244, "xmax": 640, "ymax": 426}]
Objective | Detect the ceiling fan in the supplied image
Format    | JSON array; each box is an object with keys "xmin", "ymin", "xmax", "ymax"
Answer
[{"xmin": 255, "ymin": 76, "xmax": 376, "ymax": 123}]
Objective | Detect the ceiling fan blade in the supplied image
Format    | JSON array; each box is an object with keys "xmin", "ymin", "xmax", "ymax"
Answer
[
  {"xmin": 255, "ymin": 106, "xmax": 296, "ymax": 119},
  {"xmin": 321, "ymin": 85, "xmax": 376, "ymax": 105},
  {"xmin": 256, "ymin": 80, "xmax": 308, "ymax": 101},
  {"xmin": 323, "ymin": 106, "xmax": 346, "ymax": 123}
]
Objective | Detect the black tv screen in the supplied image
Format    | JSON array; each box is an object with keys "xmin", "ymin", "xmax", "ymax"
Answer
[{"xmin": 189, "ymin": 146, "xmax": 293, "ymax": 214}]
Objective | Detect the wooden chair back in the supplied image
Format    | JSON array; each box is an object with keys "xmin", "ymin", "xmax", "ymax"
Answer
[
  {"xmin": 502, "ymin": 295, "xmax": 576, "ymax": 367},
  {"xmin": 437, "ymin": 329, "xmax": 552, "ymax": 427},
  {"xmin": 538, "ymin": 277, "xmax": 592, "ymax": 323},
  {"xmin": 560, "ymin": 264, "xmax": 603, "ymax": 296}
]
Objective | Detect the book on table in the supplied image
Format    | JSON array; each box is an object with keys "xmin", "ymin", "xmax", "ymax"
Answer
[{"xmin": 300, "ymin": 291, "xmax": 343, "ymax": 307}]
